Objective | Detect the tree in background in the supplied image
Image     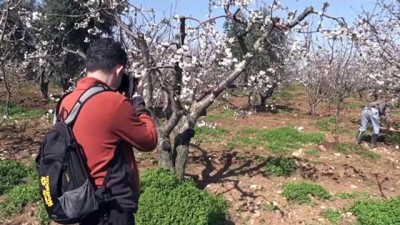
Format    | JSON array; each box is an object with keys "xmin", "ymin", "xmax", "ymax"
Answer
[{"xmin": 223, "ymin": 7, "xmax": 287, "ymax": 109}]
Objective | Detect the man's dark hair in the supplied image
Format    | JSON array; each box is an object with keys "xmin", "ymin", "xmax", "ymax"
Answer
[{"xmin": 85, "ymin": 38, "xmax": 128, "ymax": 73}]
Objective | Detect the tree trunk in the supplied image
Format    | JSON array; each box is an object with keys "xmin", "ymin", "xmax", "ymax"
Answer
[
  {"xmin": 334, "ymin": 99, "xmax": 343, "ymax": 143},
  {"xmin": 39, "ymin": 68, "xmax": 49, "ymax": 100},
  {"xmin": 0, "ymin": 61, "xmax": 11, "ymax": 124},
  {"xmin": 310, "ymin": 102, "xmax": 317, "ymax": 116},
  {"xmin": 158, "ymin": 115, "xmax": 196, "ymax": 179}
]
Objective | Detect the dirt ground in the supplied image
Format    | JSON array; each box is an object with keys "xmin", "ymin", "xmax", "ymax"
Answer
[{"xmin": 1, "ymin": 83, "xmax": 400, "ymax": 225}]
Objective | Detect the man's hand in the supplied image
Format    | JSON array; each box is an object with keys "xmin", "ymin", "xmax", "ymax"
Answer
[
  {"xmin": 131, "ymin": 95, "xmax": 151, "ymax": 116},
  {"xmin": 389, "ymin": 127, "xmax": 396, "ymax": 132}
]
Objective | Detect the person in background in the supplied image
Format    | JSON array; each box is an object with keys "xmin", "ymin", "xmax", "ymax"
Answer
[{"xmin": 356, "ymin": 95, "xmax": 394, "ymax": 148}]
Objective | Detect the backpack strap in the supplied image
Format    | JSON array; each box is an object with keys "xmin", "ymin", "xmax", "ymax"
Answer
[{"xmin": 64, "ymin": 84, "xmax": 109, "ymax": 125}]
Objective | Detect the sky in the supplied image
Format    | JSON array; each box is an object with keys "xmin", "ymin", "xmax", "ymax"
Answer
[{"xmin": 132, "ymin": 0, "xmax": 376, "ymax": 30}]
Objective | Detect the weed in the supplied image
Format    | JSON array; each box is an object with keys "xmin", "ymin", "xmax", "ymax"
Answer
[
  {"xmin": 137, "ymin": 168, "xmax": 229, "ymax": 225},
  {"xmin": 194, "ymin": 125, "xmax": 229, "ymax": 143},
  {"xmin": 315, "ymin": 117, "xmax": 336, "ymax": 131},
  {"xmin": 0, "ymin": 103, "xmax": 45, "ymax": 120},
  {"xmin": 305, "ymin": 149, "xmax": 320, "ymax": 157},
  {"xmin": 343, "ymin": 101, "xmax": 364, "ymax": 109},
  {"xmin": 0, "ymin": 180, "xmax": 40, "ymax": 218},
  {"xmin": 0, "ymin": 160, "xmax": 32, "ymax": 195},
  {"xmin": 259, "ymin": 127, "xmax": 324, "ymax": 154},
  {"xmin": 349, "ymin": 196, "xmax": 400, "ymax": 225},
  {"xmin": 334, "ymin": 143, "xmax": 381, "ymax": 160},
  {"xmin": 37, "ymin": 203, "xmax": 51, "ymax": 225},
  {"xmin": 360, "ymin": 151, "xmax": 381, "ymax": 160},
  {"xmin": 272, "ymin": 91, "xmax": 293, "ymax": 100},
  {"xmin": 334, "ymin": 143, "xmax": 363, "ymax": 154},
  {"xmin": 204, "ymin": 108, "xmax": 236, "ymax": 122},
  {"xmin": 262, "ymin": 203, "xmax": 278, "ymax": 212},
  {"xmin": 386, "ymin": 132, "xmax": 400, "ymax": 145},
  {"xmin": 336, "ymin": 192, "xmax": 371, "ymax": 200},
  {"xmin": 282, "ymin": 182, "xmax": 331, "ymax": 204},
  {"xmin": 321, "ymin": 208, "xmax": 342, "ymax": 224},
  {"xmin": 264, "ymin": 156, "xmax": 296, "ymax": 177}
]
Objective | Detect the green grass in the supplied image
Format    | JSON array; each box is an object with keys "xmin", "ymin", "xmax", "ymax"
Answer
[
  {"xmin": 272, "ymin": 91, "xmax": 293, "ymax": 100},
  {"xmin": 334, "ymin": 143, "xmax": 380, "ymax": 160},
  {"xmin": 0, "ymin": 103, "xmax": 45, "ymax": 120},
  {"xmin": 204, "ymin": 108, "xmax": 236, "ymax": 122},
  {"xmin": 305, "ymin": 149, "xmax": 321, "ymax": 157},
  {"xmin": 321, "ymin": 208, "xmax": 342, "ymax": 224},
  {"xmin": 343, "ymin": 101, "xmax": 364, "ymax": 109},
  {"xmin": 349, "ymin": 196, "xmax": 400, "ymax": 225},
  {"xmin": 282, "ymin": 182, "xmax": 331, "ymax": 204},
  {"xmin": 226, "ymin": 127, "xmax": 324, "ymax": 154},
  {"xmin": 260, "ymin": 127, "xmax": 324, "ymax": 154},
  {"xmin": 137, "ymin": 168, "xmax": 229, "ymax": 225},
  {"xmin": 315, "ymin": 116, "xmax": 336, "ymax": 131},
  {"xmin": 0, "ymin": 160, "xmax": 34, "ymax": 195},
  {"xmin": 194, "ymin": 125, "xmax": 229, "ymax": 143},
  {"xmin": 264, "ymin": 156, "xmax": 296, "ymax": 177},
  {"xmin": 336, "ymin": 192, "xmax": 371, "ymax": 200},
  {"xmin": 0, "ymin": 180, "xmax": 41, "ymax": 218}
]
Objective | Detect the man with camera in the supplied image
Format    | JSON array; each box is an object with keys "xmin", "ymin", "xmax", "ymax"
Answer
[{"xmin": 58, "ymin": 38, "xmax": 157, "ymax": 225}]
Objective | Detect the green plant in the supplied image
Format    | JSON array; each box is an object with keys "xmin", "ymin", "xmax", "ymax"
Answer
[
  {"xmin": 386, "ymin": 132, "xmax": 400, "ymax": 144},
  {"xmin": 305, "ymin": 149, "xmax": 320, "ymax": 157},
  {"xmin": 282, "ymin": 182, "xmax": 331, "ymax": 204},
  {"xmin": 349, "ymin": 196, "xmax": 400, "ymax": 225},
  {"xmin": 360, "ymin": 151, "xmax": 381, "ymax": 160},
  {"xmin": 0, "ymin": 103, "xmax": 45, "ymax": 120},
  {"xmin": 262, "ymin": 203, "xmax": 278, "ymax": 212},
  {"xmin": 136, "ymin": 168, "xmax": 229, "ymax": 225},
  {"xmin": 334, "ymin": 143, "xmax": 363, "ymax": 154},
  {"xmin": 37, "ymin": 203, "xmax": 51, "ymax": 225},
  {"xmin": 272, "ymin": 91, "xmax": 293, "ymax": 100},
  {"xmin": 204, "ymin": 108, "xmax": 236, "ymax": 122},
  {"xmin": 322, "ymin": 209, "xmax": 342, "ymax": 224},
  {"xmin": 336, "ymin": 192, "xmax": 371, "ymax": 200},
  {"xmin": 194, "ymin": 125, "xmax": 229, "ymax": 143},
  {"xmin": 315, "ymin": 117, "xmax": 336, "ymax": 131},
  {"xmin": 0, "ymin": 160, "xmax": 32, "ymax": 194},
  {"xmin": 259, "ymin": 127, "xmax": 324, "ymax": 154},
  {"xmin": 0, "ymin": 180, "xmax": 40, "ymax": 218},
  {"xmin": 264, "ymin": 156, "xmax": 296, "ymax": 177}
]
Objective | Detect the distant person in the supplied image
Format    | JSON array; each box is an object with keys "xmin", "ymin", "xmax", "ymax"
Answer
[{"xmin": 356, "ymin": 96, "xmax": 394, "ymax": 148}]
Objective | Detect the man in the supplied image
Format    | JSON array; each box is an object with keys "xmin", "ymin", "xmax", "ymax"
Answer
[
  {"xmin": 58, "ymin": 38, "xmax": 158, "ymax": 225},
  {"xmin": 356, "ymin": 97, "xmax": 394, "ymax": 148}
]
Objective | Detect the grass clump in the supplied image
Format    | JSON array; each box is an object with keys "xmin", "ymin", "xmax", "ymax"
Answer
[
  {"xmin": 282, "ymin": 182, "xmax": 331, "ymax": 204},
  {"xmin": 315, "ymin": 116, "xmax": 336, "ymax": 131},
  {"xmin": 334, "ymin": 143, "xmax": 380, "ymax": 160},
  {"xmin": 321, "ymin": 209, "xmax": 342, "ymax": 224},
  {"xmin": 349, "ymin": 196, "xmax": 400, "ymax": 225},
  {"xmin": 305, "ymin": 149, "xmax": 320, "ymax": 157},
  {"xmin": 0, "ymin": 103, "xmax": 45, "ymax": 120},
  {"xmin": 264, "ymin": 156, "xmax": 296, "ymax": 177},
  {"xmin": 0, "ymin": 180, "xmax": 41, "ymax": 218},
  {"xmin": 0, "ymin": 160, "xmax": 33, "ymax": 195},
  {"xmin": 194, "ymin": 125, "xmax": 229, "ymax": 143},
  {"xmin": 260, "ymin": 127, "xmax": 324, "ymax": 154},
  {"xmin": 136, "ymin": 168, "xmax": 229, "ymax": 225},
  {"xmin": 334, "ymin": 143, "xmax": 363, "ymax": 154},
  {"xmin": 336, "ymin": 192, "xmax": 371, "ymax": 200},
  {"xmin": 204, "ymin": 108, "xmax": 236, "ymax": 122},
  {"xmin": 272, "ymin": 91, "xmax": 293, "ymax": 100}
]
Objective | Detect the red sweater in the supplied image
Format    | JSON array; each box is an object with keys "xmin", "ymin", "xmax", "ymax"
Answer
[{"xmin": 59, "ymin": 77, "xmax": 157, "ymax": 191}]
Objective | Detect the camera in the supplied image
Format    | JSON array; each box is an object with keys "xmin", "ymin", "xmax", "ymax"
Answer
[{"xmin": 117, "ymin": 73, "xmax": 139, "ymax": 99}]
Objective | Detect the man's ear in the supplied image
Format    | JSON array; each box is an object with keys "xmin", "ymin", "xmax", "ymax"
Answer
[{"xmin": 115, "ymin": 65, "xmax": 124, "ymax": 76}]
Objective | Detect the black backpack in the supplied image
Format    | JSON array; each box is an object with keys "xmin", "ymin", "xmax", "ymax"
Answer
[{"xmin": 35, "ymin": 84, "xmax": 113, "ymax": 224}]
